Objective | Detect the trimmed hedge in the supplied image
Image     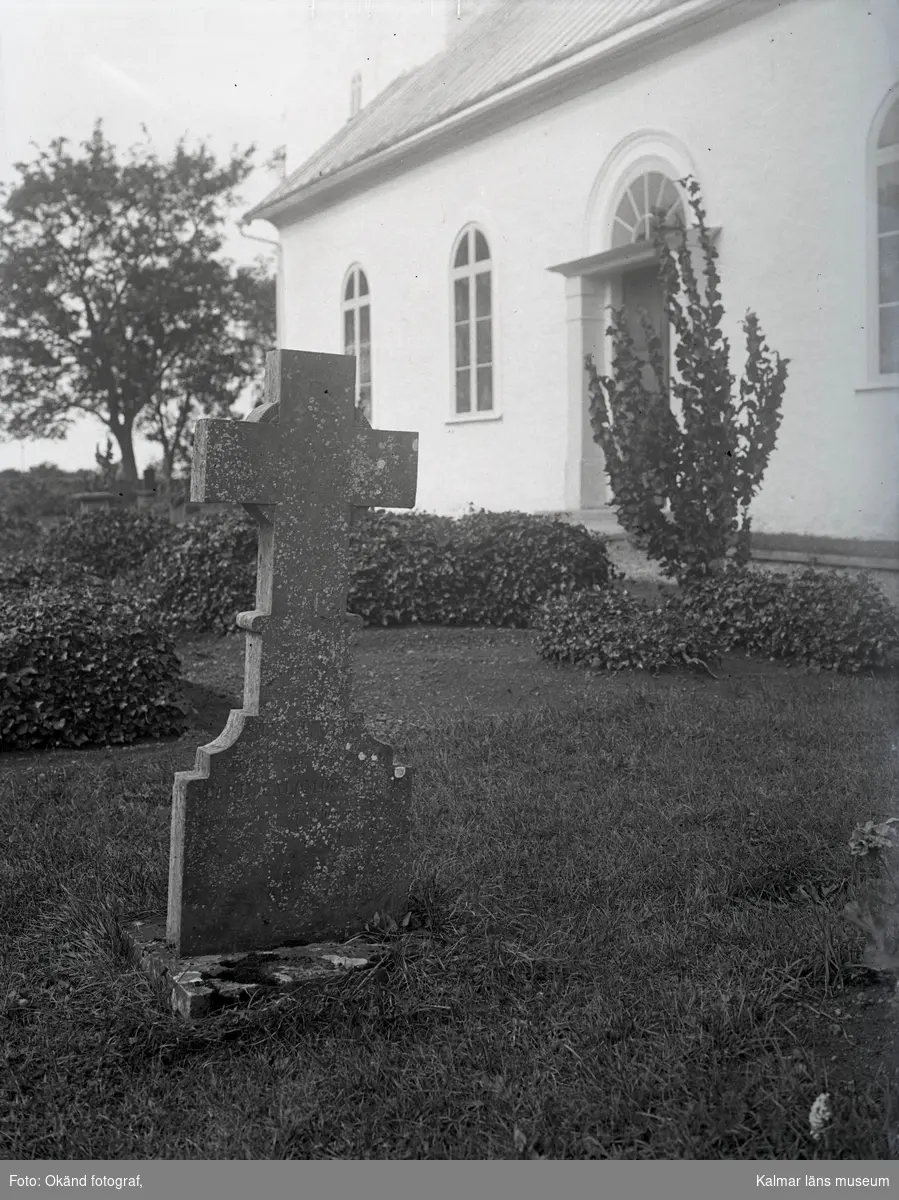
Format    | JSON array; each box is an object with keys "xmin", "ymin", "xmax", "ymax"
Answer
[
  {"xmin": 672, "ymin": 565, "xmax": 899, "ymax": 673},
  {"xmin": 4, "ymin": 503, "xmax": 894, "ymax": 696},
  {"xmin": 348, "ymin": 510, "xmax": 461, "ymax": 626},
  {"xmin": 0, "ymin": 551, "xmax": 106, "ymax": 597},
  {"xmin": 139, "ymin": 511, "xmax": 258, "ymax": 636},
  {"xmin": 538, "ymin": 565, "xmax": 899, "ymax": 676},
  {"xmin": 450, "ymin": 510, "xmax": 620, "ymax": 627},
  {"xmin": 0, "ymin": 587, "xmax": 187, "ymax": 751},
  {"xmin": 536, "ymin": 584, "xmax": 719, "ymax": 674},
  {"xmin": 348, "ymin": 509, "xmax": 619, "ymax": 628},
  {"xmin": 133, "ymin": 508, "xmax": 619, "ymax": 634},
  {"xmin": 0, "ymin": 514, "xmax": 43, "ymax": 557},
  {"xmin": 39, "ymin": 508, "xmax": 174, "ymax": 580}
]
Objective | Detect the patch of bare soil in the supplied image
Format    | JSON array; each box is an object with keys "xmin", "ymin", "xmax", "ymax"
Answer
[{"xmin": 788, "ymin": 976, "xmax": 899, "ymax": 1125}]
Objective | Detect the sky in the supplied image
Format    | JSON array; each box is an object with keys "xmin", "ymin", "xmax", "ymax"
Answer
[{"xmin": 0, "ymin": 0, "xmax": 446, "ymax": 476}]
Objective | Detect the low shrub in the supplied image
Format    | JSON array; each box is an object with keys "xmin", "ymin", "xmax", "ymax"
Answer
[
  {"xmin": 348, "ymin": 510, "xmax": 462, "ymax": 625},
  {"xmin": 107, "ymin": 506, "xmax": 617, "ymax": 634},
  {"xmin": 673, "ymin": 565, "xmax": 899, "ymax": 672},
  {"xmin": 0, "ymin": 588, "xmax": 187, "ymax": 751},
  {"xmin": 535, "ymin": 584, "xmax": 719, "ymax": 673},
  {"xmin": 39, "ymin": 508, "xmax": 173, "ymax": 580},
  {"xmin": 0, "ymin": 514, "xmax": 43, "ymax": 556},
  {"xmin": 450, "ymin": 510, "xmax": 619, "ymax": 627},
  {"xmin": 0, "ymin": 551, "xmax": 106, "ymax": 598},
  {"xmin": 141, "ymin": 511, "xmax": 258, "ymax": 635},
  {"xmin": 671, "ymin": 564, "xmax": 785, "ymax": 656},
  {"xmin": 8, "ymin": 505, "xmax": 619, "ymax": 635},
  {"xmin": 348, "ymin": 509, "xmax": 618, "ymax": 628}
]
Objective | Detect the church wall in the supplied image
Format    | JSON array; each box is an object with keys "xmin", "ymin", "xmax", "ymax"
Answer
[{"xmin": 278, "ymin": 0, "xmax": 899, "ymax": 540}]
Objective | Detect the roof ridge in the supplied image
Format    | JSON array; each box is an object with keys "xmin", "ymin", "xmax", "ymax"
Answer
[{"xmin": 246, "ymin": 0, "xmax": 723, "ymax": 224}]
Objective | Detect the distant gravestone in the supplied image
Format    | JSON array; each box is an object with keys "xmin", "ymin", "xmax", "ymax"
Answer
[
  {"xmin": 135, "ymin": 467, "xmax": 158, "ymax": 511},
  {"xmin": 167, "ymin": 349, "xmax": 419, "ymax": 957},
  {"xmin": 71, "ymin": 491, "xmax": 117, "ymax": 515}
]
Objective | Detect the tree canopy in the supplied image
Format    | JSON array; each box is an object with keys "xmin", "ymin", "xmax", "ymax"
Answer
[{"xmin": 0, "ymin": 121, "xmax": 276, "ymax": 482}]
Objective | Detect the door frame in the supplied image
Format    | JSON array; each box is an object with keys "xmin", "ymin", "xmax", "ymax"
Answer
[
  {"xmin": 550, "ymin": 239, "xmax": 659, "ymax": 511},
  {"xmin": 550, "ymin": 229, "xmax": 718, "ymax": 512}
]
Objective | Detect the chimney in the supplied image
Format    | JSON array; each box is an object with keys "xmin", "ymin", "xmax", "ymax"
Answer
[
  {"xmin": 349, "ymin": 70, "xmax": 362, "ymax": 120},
  {"xmin": 445, "ymin": 0, "xmax": 491, "ymax": 46}
]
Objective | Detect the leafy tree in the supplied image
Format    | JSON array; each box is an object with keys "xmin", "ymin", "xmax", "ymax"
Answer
[
  {"xmin": 0, "ymin": 121, "xmax": 275, "ymax": 484},
  {"xmin": 586, "ymin": 178, "xmax": 788, "ymax": 584},
  {"xmin": 136, "ymin": 254, "xmax": 276, "ymax": 478},
  {"xmin": 236, "ymin": 258, "xmax": 277, "ymax": 412}
]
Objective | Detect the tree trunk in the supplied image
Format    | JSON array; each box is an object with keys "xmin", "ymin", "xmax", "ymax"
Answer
[{"xmin": 111, "ymin": 423, "xmax": 139, "ymax": 484}]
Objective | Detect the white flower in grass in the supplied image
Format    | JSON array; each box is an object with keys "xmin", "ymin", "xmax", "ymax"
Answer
[{"xmin": 809, "ymin": 1093, "xmax": 831, "ymax": 1141}]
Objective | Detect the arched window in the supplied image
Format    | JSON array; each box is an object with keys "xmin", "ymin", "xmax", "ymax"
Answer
[
  {"xmin": 874, "ymin": 92, "xmax": 899, "ymax": 376},
  {"xmin": 451, "ymin": 226, "xmax": 493, "ymax": 414},
  {"xmin": 611, "ymin": 170, "xmax": 684, "ymax": 248},
  {"xmin": 342, "ymin": 265, "xmax": 371, "ymax": 420}
]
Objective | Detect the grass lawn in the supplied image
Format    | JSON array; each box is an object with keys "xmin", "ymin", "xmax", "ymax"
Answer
[{"xmin": 1, "ymin": 622, "xmax": 897, "ymax": 1159}]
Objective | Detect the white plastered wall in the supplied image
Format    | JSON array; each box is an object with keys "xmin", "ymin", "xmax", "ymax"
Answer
[{"xmin": 278, "ymin": 0, "xmax": 899, "ymax": 539}]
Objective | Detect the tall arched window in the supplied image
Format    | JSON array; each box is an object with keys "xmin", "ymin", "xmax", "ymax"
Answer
[
  {"xmin": 874, "ymin": 92, "xmax": 899, "ymax": 377},
  {"xmin": 611, "ymin": 170, "xmax": 684, "ymax": 248},
  {"xmin": 342, "ymin": 265, "xmax": 371, "ymax": 420},
  {"xmin": 451, "ymin": 226, "xmax": 493, "ymax": 414}
]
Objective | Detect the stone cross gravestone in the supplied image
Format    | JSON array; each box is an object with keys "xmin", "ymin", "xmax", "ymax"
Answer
[{"xmin": 167, "ymin": 349, "xmax": 419, "ymax": 957}]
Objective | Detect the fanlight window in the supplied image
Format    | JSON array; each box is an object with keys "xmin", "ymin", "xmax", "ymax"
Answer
[
  {"xmin": 342, "ymin": 266, "xmax": 371, "ymax": 420},
  {"xmin": 611, "ymin": 171, "xmax": 684, "ymax": 248},
  {"xmin": 876, "ymin": 94, "xmax": 899, "ymax": 375},
  {"xmin": 451, "ymin": 226, "xmax": 493, "ymax": 414}
]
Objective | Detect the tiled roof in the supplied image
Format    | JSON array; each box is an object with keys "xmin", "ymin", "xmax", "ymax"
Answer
[{"xmin": 247, "ymin": 0, "xmax": 696, "ymax": 221}]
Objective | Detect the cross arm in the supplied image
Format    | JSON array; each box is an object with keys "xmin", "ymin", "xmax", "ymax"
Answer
[
  {"xmin": 347, "ymin": 429, "xmax": 419, "ymax": 510},
  {"xmin": 191, "ymin": 417, "xmax": 282, "ymax": 506}
]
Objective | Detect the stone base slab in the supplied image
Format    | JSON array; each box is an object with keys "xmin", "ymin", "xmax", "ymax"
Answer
[{"xmin": 120, "ymin": 916, "xmax": 388, "ymax": 1019}]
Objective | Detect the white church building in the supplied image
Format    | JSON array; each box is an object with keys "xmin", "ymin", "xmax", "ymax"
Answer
[{"xmin": 246, "ymin": 0, "xmax": 899, "ymax": 571}]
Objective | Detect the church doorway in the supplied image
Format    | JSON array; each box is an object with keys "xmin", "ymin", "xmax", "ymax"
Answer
[
  {"xmin": 573, "ymin": 260, "xmax": 670, "ymax": 514},
  {"xmin": 549, "ymin": 153, "xmax": 693, "ymax": 517},
  {"xmin": 620, "ymin": 262, "xmax": 669, "ymax": 394}
]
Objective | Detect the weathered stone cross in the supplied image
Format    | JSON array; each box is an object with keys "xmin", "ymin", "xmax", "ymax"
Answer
[{"xmin": 167, "ymin": 349, "xmax": 419, "ymax": 957}]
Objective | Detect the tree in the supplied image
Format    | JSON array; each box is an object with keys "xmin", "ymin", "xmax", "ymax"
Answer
[
  {"xmin": 585, "ymin": 178, "xmax": 788, "ymax": 584},
  {"xmin": 0, "ymin": 121, "xmax": 275, "ymax": 484},
  {"xmin": 136, "ymin": 255, "xmax": 276, "ymax": 478},
  {"xmin": 238, "ymin": 259, "xmax": 277, "ymax": 412}
]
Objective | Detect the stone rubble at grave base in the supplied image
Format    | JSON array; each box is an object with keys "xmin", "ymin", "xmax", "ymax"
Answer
[{"xmin": 122, "ymin": 917, "xmax": 389, "ymax": 1019}]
